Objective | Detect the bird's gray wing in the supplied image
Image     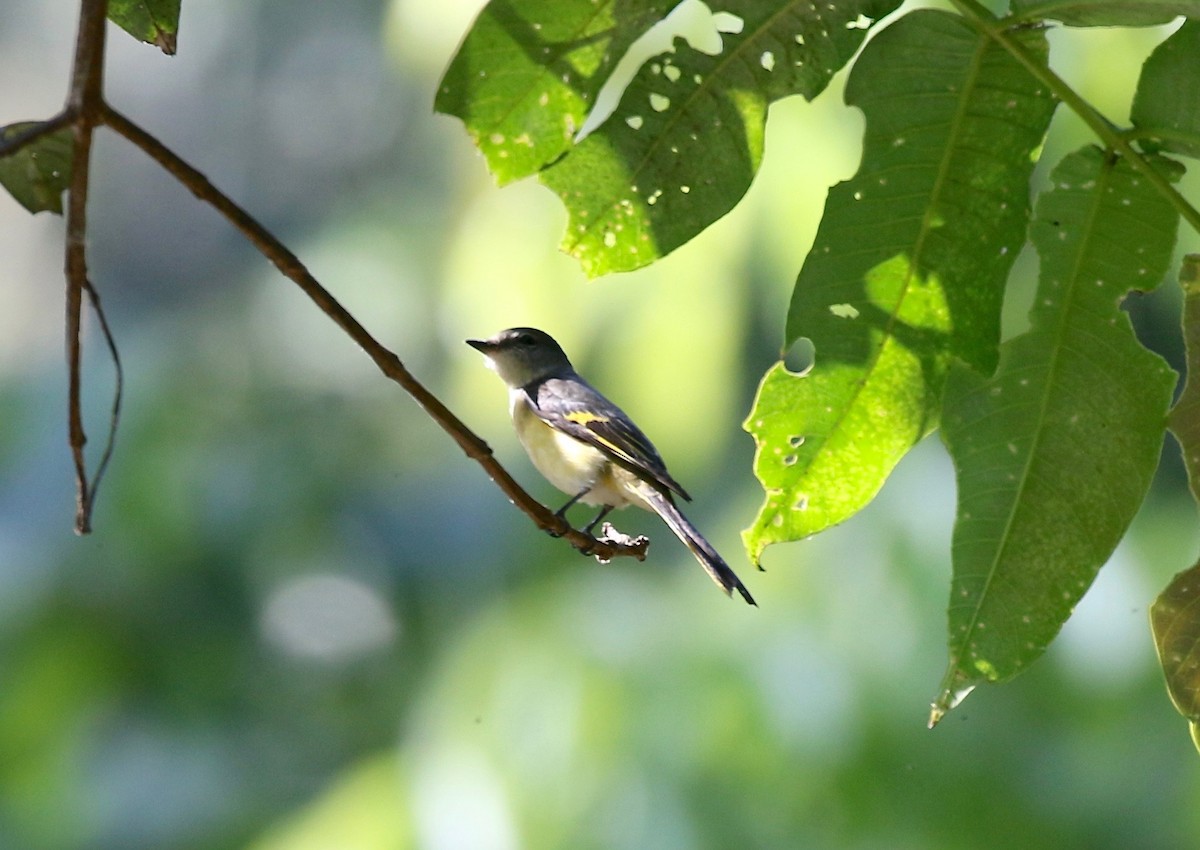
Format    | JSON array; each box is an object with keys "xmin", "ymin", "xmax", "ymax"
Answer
[{"xmin": 525, "ymin": 376, "xmax": 691, "ymax": 501}]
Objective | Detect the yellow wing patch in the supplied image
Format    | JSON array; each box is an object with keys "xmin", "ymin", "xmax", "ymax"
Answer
[
  {"xmin": 563, "ymin": 411, "xmax": 609, "ymax": 426},
  {"xmin": 564, "ymin": 411, "xmax": 632, "ymax": 459}
]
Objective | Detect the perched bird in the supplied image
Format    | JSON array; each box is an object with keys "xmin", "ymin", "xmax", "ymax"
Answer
[{"xmin": 467, "ymin": 327, "xmax": 755, "ymax": 605}]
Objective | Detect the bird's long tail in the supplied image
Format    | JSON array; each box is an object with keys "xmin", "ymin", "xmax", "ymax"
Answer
[{"xmin": 640, "ymin": 487, "xmax": 756, "ymax": 606}]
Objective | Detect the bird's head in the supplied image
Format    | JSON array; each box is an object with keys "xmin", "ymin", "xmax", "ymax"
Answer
[{"xmin": 466, "ymin": 327, "xmax": 574, "ymax": 387}]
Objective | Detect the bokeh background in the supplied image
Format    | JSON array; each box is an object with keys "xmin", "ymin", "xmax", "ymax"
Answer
[{"xmin": 2, "ymin": 1, "xmax": 1199, "ymax": 848}]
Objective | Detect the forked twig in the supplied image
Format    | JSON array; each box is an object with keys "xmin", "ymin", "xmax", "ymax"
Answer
[
  {"xmin": 63, "ymin": 0, "xmax": 109, "ymax": 533},
  {"xmin": 100, "ymin": 105, "xmax": 646, "ymax": 563},
  {"xmin": 4, "ymin": 0, "xmax": 648, "ymax": 561}
]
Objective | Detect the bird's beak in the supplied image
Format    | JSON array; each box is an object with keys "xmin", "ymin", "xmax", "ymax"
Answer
[{"xmin": 466, "ymin": 338, "xmax": 493, "ymax": 353}]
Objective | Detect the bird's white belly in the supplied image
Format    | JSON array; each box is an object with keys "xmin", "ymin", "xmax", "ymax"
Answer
[{"xmin": 510, "ymin": 394, "xmax": 631, "ymax": 508}]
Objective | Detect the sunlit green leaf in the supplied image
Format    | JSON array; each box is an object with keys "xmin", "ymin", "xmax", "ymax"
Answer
[
  {"xmin": 1011, "ymin": 0, "xmax": 1200, "ymax": 26},
  {"xmin": 540, "ymin": 0, "xmax": 899, "ymax": 276},
  {"xmin": 1131, "ymin": 21, "xmax": 1200, "ymax": 159},
  {"xmin": 743, "ymin": 11, "xmax": 1055, "ymax": 565},
  {"xmin": 435, "ymin": 0, "xmax": 674, "ymax": 187},
  {"xmin": 108, "ymin": 0, "xmax": 181, "ymax": 54},
  {"xmin": 931, "ymin": 147, "xmax": 1181, "ymax": 724},
  {"xmin": 0, "ymin": 122, "xmax": 74, "ymax": 215}
]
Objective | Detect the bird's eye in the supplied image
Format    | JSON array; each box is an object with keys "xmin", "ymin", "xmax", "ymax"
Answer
[{"xmin": 518, "ymin": 334, "xmax": 535, "ymax": 346}]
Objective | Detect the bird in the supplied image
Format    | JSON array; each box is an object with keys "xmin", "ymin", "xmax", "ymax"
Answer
[{"xmin": 467, "ymin": 327, "xmax": 755, "ymax": 605}]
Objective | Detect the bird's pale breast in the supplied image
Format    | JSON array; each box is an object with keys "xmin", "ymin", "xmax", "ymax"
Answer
[{"xmin": 510, "ymin": 392, "xmax": 633, "ymax": 509}]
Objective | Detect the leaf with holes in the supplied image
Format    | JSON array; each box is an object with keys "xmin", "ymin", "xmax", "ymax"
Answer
[
  {"xmin": 931, "ymin": 147, "xmax": 1181, "ymax": 725},
  {"xmin": 540, "ymin": 0, "xmax": 900, "ymax": 276},
  {"xmin": 109, "ymin": 0, "xmax": 181, "ymax": 54},
  {"xmin": 743, "ymin": 11, "xmax": 1056, "ymax": 565},
  {"xmin": 436, "ymin": 0, "xmax": 674, "ymax": 186},
  {"xmin": 0, "ymin": 122, "xmax": 74, "ymax": 215},
  {"xmin": 1131, "ymin": 20, "xmax": 1200, "ymax": 159},
  {"xmin": 1011, "ymin": 0, "xmax": 1200, "ymax": 26}
]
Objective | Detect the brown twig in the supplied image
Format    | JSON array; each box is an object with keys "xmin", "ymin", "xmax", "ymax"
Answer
[
  {"xmin": 8, "ymin": 0, "xmax": 647, "ymax": 561},
  {"xmin": 81, "ymin": 278, "xmax": 124, "ymax": 516},
  {"xmin": 99, "ymin": 104, "xmax": 647, "ymax": 563},
  {"xmin": 64, "ymin": 0, "xmax": 110, "ymax": 533}
]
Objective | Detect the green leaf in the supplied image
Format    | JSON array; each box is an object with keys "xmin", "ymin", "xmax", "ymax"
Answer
[
  {"xmin": 742, "ymin": 11, "xmax": 1056, "ymax": 565},
  {"xmin": 1152, "ymin": 561, "xmax": 1200, "ymax": 756},
  {"xmin": 931, "ymin": 147, "xmax": 1181, "ymax": 725},
  {"xmin": 539, "ymin": 0, "xmax": 900, "ymax": 276},
  {"xmin": 1011, "ymin": 0, "xmax": 1200, "ymax": 26},
  {"xmin": 435, "ymin": 0, "xmax": 674, "ymax": 187},
  {"xmin": 0, "ymin": 123, "xmax": 74, "ymax": 215},
  {"xmin": 1158, "ymin": 265, "xmax": 1200, "ymax": 755},
  {"xmin": 108, "ymin": 0, "xmax": 181, "ymax": 55},
  {"xmin": 1131, "ymin": 21, "xmax": 1200, "ymax": 159}
]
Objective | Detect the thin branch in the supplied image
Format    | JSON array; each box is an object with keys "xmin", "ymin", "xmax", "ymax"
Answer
[
  {"xmin": 82, "ymin": 278, "xmax": 124, "ymax": 521},
  {"xmin": 65, "ymin": 235, "xmax": 88, "ymax": 534},
  {"xmin": 35, "ymin": 0, "xmax": 645, "ymax": 560},
  {"xmin": 67, "ymin": 0, "xmax": 109, "ymax": 112},
  {"xmin": 99, "ymin": 104, "xmax": 648, "ymax": 563},
  {"xmin": 64, "ymin": 0, "xmax": 110, "ymax": 534}
]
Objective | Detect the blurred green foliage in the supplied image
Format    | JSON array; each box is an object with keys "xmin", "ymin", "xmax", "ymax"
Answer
[{"xmin": 0, "ymin": 2, "xmax": 1198, "ymax": 849}]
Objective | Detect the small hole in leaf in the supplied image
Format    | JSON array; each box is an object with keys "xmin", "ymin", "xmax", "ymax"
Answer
[{"xmin": 782, "ymin": 337, "xmax": 814, "ymax": 376}]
